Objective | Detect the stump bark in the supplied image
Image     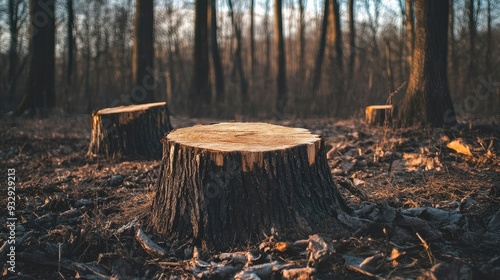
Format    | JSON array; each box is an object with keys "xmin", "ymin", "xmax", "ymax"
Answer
[
  {"xmin": 365, "ymin": 105, "xmax": 395, "ymax": 126},
  {"xmin": 150, "ymin": 122, "xmax": 351, "ymax": 250},
  {"xmin": 88, "ymin": 102, "xmax": 172, "ymax": 159}
]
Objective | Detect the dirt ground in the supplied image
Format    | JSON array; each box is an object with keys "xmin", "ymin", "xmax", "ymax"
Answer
[{"xmin": 0, "ymin": 115, "xmax": 499, "ymax": 279}]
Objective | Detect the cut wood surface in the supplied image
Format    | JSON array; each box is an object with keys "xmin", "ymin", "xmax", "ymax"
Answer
[
  {"xmin": 365, "ymin": 105, "xmax": 394, "ymax": 126},
  {"xmin": 88, "ymin": 102, "xmax": 172, "ymax": 159},
  {"xmin": 151, "ymin": 122, "xmax": 351, "ymax": 250}
]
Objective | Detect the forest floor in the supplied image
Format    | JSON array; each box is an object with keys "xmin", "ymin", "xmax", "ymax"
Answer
[{"xmin": 0, "ymin": 115, "xmax": 499, "ymax": 280}]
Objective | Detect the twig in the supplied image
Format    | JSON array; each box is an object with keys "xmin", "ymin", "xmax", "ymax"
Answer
[
  {"xmin": 346, "ymin": 265, "xmax": 385, "ymax": 280},
  {"xmin": 416, "ymin": 232, "xmax": 435, "ymax": 265}
]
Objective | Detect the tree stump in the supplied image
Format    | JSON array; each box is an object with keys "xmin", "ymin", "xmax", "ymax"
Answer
[
  {"xmin": 365, "ymin": 105, "xmax": 395, "ymax": 126},
  {"xmin": 150, "ymin": 122, "xmax": 351, "ymax": 250},
  {"xmin": 88, "ymin": 102, "xmax": 172, "ymax": 159}
]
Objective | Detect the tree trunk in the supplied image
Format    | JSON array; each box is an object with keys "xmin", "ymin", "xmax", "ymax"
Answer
[
  {"xmin": 190, "ymin": 0, "xmax": 211, "ymax": 116},
  {"xmin": 15, "ymin": 0, "xmax": 55, "ymax": 116},
  {"xmin": 466, "ymin": 0, "xmax": 476, "ymax": 84},
  {"xmin": 132, "ymin": 0, "xmax": 155, "ymax": 104},
  {"xmin": 209, "ymin": 0, "xmax": 225, "ymax": 105},
  {"xmin": 88, "ymin": 102, "xmax": 172, "ymax": 159},
  {"xmin": 228, "ymin": 0, "xmax": 249, "ymax": 114},
  {"xmin": 398, "ymin": 0, "xmax": 456, "ymax": 127},
  {"xmin": 274, "ymin": 0, "xmax": 287, "ymax": 116},
  {"xmin": 150, "ymin": 122, "xmax": 351, "ymax": 250},
  {"xmin": 329, "ymin": 0, "xmax": 343, "ymax": 72},
  {"xmin": 484, "ymin": 0, "xmax": 492, "ymax": 76},
  {"xmin": 249, "ymin": 0, "xmax": 255, "ymax": 79},
  {"xmin": 385, "ymin": 41, "xmax": 394, "ymax": 92},
  {"xmin": 297, "ymin": 0, "xmax": 305, "ymax": 76},
  {"xmin": 448, "ymin": 0, "xmax": 457, "ymax": 95},
  {"xmin": 347, "ymin": 0, "xmax": 356, "ymax": 80},
  {"xmin": 65, "ymin": 0, "xmax": 74, "ymax": 111},
  {"xmin": 405, "ymin": 0, "xmax": 415, "ymax": 69},
  {"xmin": 7, "ymin": 0, "xmax": 18, "ymax": 105},
  {"xmin": 311, "ymin": 0, "xmax": 329, "ymax": 95}
]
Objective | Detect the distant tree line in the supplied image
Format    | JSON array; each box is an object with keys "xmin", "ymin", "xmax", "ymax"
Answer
[{"xmin": 0, "ymin": 0, "xmax": 498, "ymax": 122}]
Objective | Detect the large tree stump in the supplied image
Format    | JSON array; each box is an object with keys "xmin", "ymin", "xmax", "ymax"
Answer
[
  {"xmin": 88, "ymin": 102, "xmax": 172, "ymax": 159},
  {"xmin": 150, "ymin": 122, "xmax": 351, "ymax": 250}
]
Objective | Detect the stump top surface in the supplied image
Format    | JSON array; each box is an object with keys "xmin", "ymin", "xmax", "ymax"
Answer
[
  {"xmin": 167, "ymin": 122, "xmax": 320, "ymax": 152},
  {"xmin": 97, "ymin": 102, "xmax": 166, "ymax": 115}
]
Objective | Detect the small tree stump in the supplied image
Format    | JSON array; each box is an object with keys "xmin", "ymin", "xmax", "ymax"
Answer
[
  {"xmin": 88, "ymin": 102, "xmax": 172, "ymax": 159},
  {"xmin": 365, "ymin": 105, "xmax": 395, "ymax": 126},
  {"xmin": 150, "ymin": 122, "xmax": 351, "ymax": 250}
]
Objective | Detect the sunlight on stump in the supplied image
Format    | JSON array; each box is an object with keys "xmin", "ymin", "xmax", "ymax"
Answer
[
  {"xmin": 87, "ymin": 102, "xmax": 172, "ymax": 159},
  {"xmin": 150, "ymin": 122, "xmax": 351, "ymax": 250},
  {"xmin": 365, "ymin": 105, "xmax": 395, "ymax": 126}
]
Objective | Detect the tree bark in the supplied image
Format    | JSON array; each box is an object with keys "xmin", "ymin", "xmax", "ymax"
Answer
[
  {"xmin": 274, "ymin": 0, "xmax": 287, "ymax": 116},
  {"xmin": 297, "ymin": 0, "xmax": 305, "ymax": 75},
  {"xmin": 190, "ymin": 0, "xmax": 211, "ymax": 116},
  {"xmin": 329, "ymin": 0, "xmax": 343, "ymax": 72},
  {"xmin": 88, "ymin": 102, "xmax": 172, "ymax": 159},
  {"xmin": 311, "ymin": 0, "xmax": 329, "ymax": 95},
  {"xmin": 398, "ymin": 0, "xmax": 456, "ymax": 127},
  {"xmin": 209, "ymin": 0, "xmax": 225, "ymax": 105},
  {"xmin": 7, "ymin": 0, "xmax": 18, "ymax": 105},
  {"xmin": 484, "ymin": 0, "xmax": 492, "ymax": 76},
  {"xmin": 347, "ymin": 0, "xmax": 356, "ymax": 79},
  {"xmin": 466, "ymin": 0, "xmax": 476, "ymax": 84},
  {"xmin": 249, "ymin": 0, "xmax": 255, "ymax": 79},
  {"xmin": 405, "ymin": 0, "xmax": 415, "ymax": 69},
  {"xmin": 227, "ymin": 0, "xmax": 249, "ymax": 114},
  {"xmin": 150, "ymin": 122, "xmax": 351, "ymax": 250},
  {"xmin": 132, "ymin": 0, "xmax": 155, "ymax": 104},
  {"xmin": 65, "ymin": 0, "xmax": 74, "ymax": 111},
  {"xmin": 15, "ymin": 0, "xmax": 56, "ymax": 116},
  {"xmin": 448, "ymin": 0, "xmax": 457, "ymax": 94}
]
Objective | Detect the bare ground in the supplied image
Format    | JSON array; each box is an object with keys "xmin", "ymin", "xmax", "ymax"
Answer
[{"xmin": 0, "ymin": 115, "xmax": 499, "ymax": 279}]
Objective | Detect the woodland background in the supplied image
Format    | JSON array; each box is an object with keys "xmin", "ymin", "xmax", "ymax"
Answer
[{"xmin": 0, "ymin": 0, "xmax": 498, "ymax": 119}]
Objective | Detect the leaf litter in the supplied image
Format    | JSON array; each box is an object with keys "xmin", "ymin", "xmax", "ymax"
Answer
[{"xmin": 0, "ymin": 116, "xmax": 499, "ymax": 279}]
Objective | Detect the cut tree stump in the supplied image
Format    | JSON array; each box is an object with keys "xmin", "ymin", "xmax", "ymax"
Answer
[
  {"xmin": 88, "ymin": 102, "xmax": 172, "ymax": 159},
  {"xmin": 365, "ymin": 105, "xmax": 395, "ymax": 126},
  {"xmin": 150, "ymin": 122, "xmax": 351, "ymax": 250}
]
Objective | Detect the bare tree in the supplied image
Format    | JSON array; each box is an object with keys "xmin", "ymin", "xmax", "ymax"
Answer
[
  {"xmin": 274, "ymin": 0, "xmax": 287, "ymax": 115},
  {"xmin": 398, "ymin": 0, "xmax": 455, "ymax": 127},
  {"xmin": 65, "ymin": 0, "xmax": 74, "ymax": 110},
  {"xmin": 448, "ymin": 0, "xmax": 457, "ymax": 93},
  {"xmin": 15, "ymin": 0, "xmax": 55, "ymax": 115},
  {"xmin": 190, "ymin": 0, "xmax": 211, "ymax": 115},
  {"xmin": 466, "ymin": 0, "xmax": 477, "ymax": 83},
  {"xmin": 209, "ymin": 0, "xmax": 224, "ymax": 105},
  {"xmin": 227, "ymin": 0, "xmax": 248, "ymax": 113},
  {"xmin": 132, "ymin": 0, "xmax": 155, "ymax": 104},
  {"xmin": 311, "ymin": 0, "xmax": 329, "ymax": 95},
  {"xmin": 347, "ymin": 0, "xmax": 356, "ymax": 79},
  {"xmin": 484, "ymin": 0, "xmax": 492, "ymax": 75},
  {"xmin": 249, "ymin": 0, "xmax": 255, "ymax": 78},
  {"xmin": 328, "ymin": 0, "xmax": 343, "ymax": 71},
  {"xmin": 297, "ymin": 0, "xmax": 305, "ymax": 75}
]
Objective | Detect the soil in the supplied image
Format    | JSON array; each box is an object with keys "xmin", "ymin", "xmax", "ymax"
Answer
[{"xmin": 1, "ymin": 115, "xmax": 499, "ymax": 279}]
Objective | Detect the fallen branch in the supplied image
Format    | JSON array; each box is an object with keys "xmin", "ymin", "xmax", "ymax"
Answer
[{"xmin": 135, "ymin": 227, "xmax": 166, "ymax": 258}]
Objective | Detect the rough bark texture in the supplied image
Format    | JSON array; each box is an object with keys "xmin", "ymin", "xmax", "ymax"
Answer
[
  {"xmin": 190, "ymin": 0, "xmax": 211, "ymax": 115},
  {"xmin": 150, "ymin": 123, "xmax": 351, "ymax": 250},
  {"xmin": 398, "ymin": 0, "xmax": 456, "ymax": 127},
  {"xmin": 88, "ymin": 102, "xmax": 172, "ymax": 159},
  {"xmin": 132, "ymin": 0, "xmax": 155, "ymax": 104}
]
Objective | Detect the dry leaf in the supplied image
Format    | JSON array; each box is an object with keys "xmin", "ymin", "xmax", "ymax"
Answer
[{"xmin": 447, "ymin": 139, "xmax": 473, "ymax": 156}]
